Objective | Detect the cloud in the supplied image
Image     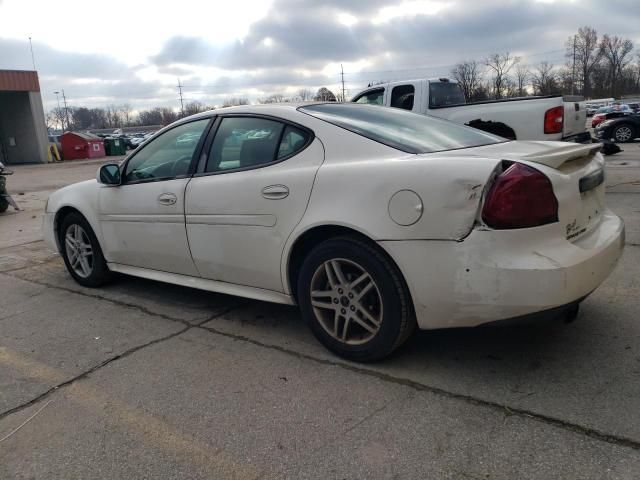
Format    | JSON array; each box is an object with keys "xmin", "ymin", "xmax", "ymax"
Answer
[{"xmin": 2, "ymin": 0, "xmax": 640, "ymax": 110}]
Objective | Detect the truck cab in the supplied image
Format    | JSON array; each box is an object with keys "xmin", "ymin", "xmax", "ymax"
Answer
[{"xmin": 352, "ymin": 78, "xmax": 589, "ymax": 143}]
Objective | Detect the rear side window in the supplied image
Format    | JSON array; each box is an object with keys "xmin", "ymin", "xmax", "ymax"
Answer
[
  {"xmin": 353, "ymin": 88, "xmax": 384, "ymax": 105},
  {"xmin": 429, "ymin": 82, "xmax": 466, "ymax": 108},
  {"xmin": 277, "ymin": 125, "xmax": 310, "ymax": 159},
  {"xmin": 206, "ymin": 117, "xmax": 309, "ymax": 173},
  {"xmin": 390, "ymin": 85, "xmax": 415, "ymax": 110},
  {"xmin": 300, "ymin": 103, "xmax": 505, "ymax": 154}
]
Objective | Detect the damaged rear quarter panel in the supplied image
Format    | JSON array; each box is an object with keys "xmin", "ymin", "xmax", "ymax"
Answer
[{"xmin": 300, "ymin": 154, "xmax": 501, "ymax": 241}]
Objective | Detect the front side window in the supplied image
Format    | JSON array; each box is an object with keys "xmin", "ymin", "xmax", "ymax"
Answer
[
  {"xmin": 390, "ymin": 84, "xmax": 415, "ymax": 110},
  {"xmin": 300, "ymin": 103, "xmax": 505, "ymax": 154},
  {"xmin": 353, "ymin": 88, "xmax": 384, "ymax": 105},
  {"xmin": 206, "ymin": 117, "xmax": 309, "ymax": 173},
  {"xmin": 123, "ymin": 119, "xmax": 209, "ymax": 183}
]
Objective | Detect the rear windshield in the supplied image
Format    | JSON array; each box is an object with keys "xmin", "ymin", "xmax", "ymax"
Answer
[
  {"xmin": 299, "ymin": 103, "xmax": 505, "ymax": 154},
  {"xmin": 429, "ymin": 82, "xmax": 466, "ymax": 108}
]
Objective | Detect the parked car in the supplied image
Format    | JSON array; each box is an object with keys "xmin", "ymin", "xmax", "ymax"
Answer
[
  {"xmin": 594, "ymin": 114, "xmax": 640, "ymax": 143},
  {"xmin": 351, "ymin": 78, "xmax": 590, "ymax": 143},
  {"xmin": 586, "ymin": 105, "xmax": 600, "ymax": 117},
  {"xmin": 591, "ymin": 105, "xmax": 632, "ymax": 128},
  {"xmin": 43, "ymin": 104, "xmax": 624, "ymax": 361},
  {"xmin": 627, "ymin": 103, "xmax": 640, "ymax": 113}
]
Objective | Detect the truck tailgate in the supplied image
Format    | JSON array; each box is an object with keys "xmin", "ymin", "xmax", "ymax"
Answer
[{"xmin": 563, "ymin": 99, "xmax": 587, "ymax": 139}]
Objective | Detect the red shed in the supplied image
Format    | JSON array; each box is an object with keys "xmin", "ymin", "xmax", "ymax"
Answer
[{"xmin": 61, "ymin": 131, "xmax": 105, "ymax": 160}]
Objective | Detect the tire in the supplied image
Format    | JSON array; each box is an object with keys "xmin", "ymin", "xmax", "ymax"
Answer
[
  {"xmin": 613, "ymin": 124, "xmax": 636, "ymax": 143},
  {"xmin": 0, "ymin": 198, "xmax": 8, "ymax": 213},
  {"xmin": 59, "ymin": 212, "xmax": 113, "ymax": 287},
  {"xmin": 297, "ymin": 236, "xmax": 416, "ymax": 362}
]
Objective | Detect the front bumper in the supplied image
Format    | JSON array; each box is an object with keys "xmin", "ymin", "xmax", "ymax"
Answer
[
  {"xmin": 42, "ymin": 212, "xmax": 59, "ymax": 253},
  {"xmin": 380, "ymin": 210, "xmax": 625, "ymax": 330},
  {"xmin": 594, "ymin": 126, "xmax": 611, "ymax": 140}
]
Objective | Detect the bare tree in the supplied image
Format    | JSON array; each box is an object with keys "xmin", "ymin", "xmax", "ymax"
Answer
[
  {"xmin": 183, "ymin": 101, "xmax": 207, "ymax": 116},
  {"xmin": 515, "ymin": 64, "xmax": 529, "ymax": 96},
  {"xmin": 451, "ymin": 60, "xmax": 483, "ymax": 101},
  {"xmin": 335, "ymin": 89, "xmax": 350, "ymax": 102},
  {"xmin": 297, "ymin": 88, "xmax": 313, "ymax": 101},
  {"xmin": 105, "ymin": 105, "xmax": 122, "ymax": 128},
  {"xmin": 50, "ymin": 107, "xmax": 68, "ymax": 131},
  {"xmin": 484, "ymin": 52, "xmax": 520, "ymax": 99},
  {"xmin": 314, "ymin": 87, "xmax": 337, "ymax": 101},
  {"xmin": 221, "ymin": 97, "xmax": 249, "ymax": 107},
  {"xmin": 531, "ymin": 62, "xmax": 560, "ymax": 95},
  {"xmin": 567, "ymin": 26, "xmax": 603, "ymax": 97},
  {"xmin": 120, "ymin": 104, "xmax": 134, "ymax": 126},
  {"xmin": 258, "ymin": 93, "xmax": 288, "ymax": 104},
  {"xmin": 599, "ymin": 34, "xmax": 634, "ymax": 96}
]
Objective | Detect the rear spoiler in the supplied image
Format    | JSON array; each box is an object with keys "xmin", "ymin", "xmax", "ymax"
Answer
[{"xmin": 522, "ymin": 142, "xmax": 601, "ymax": 169}]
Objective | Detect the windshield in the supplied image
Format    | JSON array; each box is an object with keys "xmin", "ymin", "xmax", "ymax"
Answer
[
  {"xmin": 299, "ymin": 103, "xmax": 506, "ymax": 154},
  {"xmin": 429, "ymin": 81, "xmax": 466, "ymax": 108}
]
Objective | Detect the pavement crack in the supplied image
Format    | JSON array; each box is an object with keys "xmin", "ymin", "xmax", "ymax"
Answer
[
  {"xmin": 0, "ymin": 303, "xmax": 244, "ymax": 422},
  {"xmin": 1, "ymin": 271, "xmax": 193, "ymax": 326},
  {"xmin": 195, "ymin": 323, "xmax": 640, "ymax": 452}
]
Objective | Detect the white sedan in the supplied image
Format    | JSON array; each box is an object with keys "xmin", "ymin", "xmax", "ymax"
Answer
[{"xmin": 43, "ymin": 103, "xmax": 624, "ymax": 361}]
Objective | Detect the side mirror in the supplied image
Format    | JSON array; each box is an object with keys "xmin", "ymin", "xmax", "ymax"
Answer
[{"xmin": 97, "ymin": 164, "xmax": 121, "ymax": 185}]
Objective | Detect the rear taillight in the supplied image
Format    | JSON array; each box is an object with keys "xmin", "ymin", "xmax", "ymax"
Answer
[
  {"xmin": 544, "ymin": 106, "xmax": 564, "ymax": 134},
  {"xmin": 482, "ymin": 163, "xmax": 558, "ymax": 229}
]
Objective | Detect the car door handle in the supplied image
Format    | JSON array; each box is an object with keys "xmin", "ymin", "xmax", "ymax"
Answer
[
  {"xmin": 158, "ymin": 193, "xmax": 177, "ymax": 205},
  {"xmin": 261, "ymin": 185, "xmax": 289, "ymax": 200}
]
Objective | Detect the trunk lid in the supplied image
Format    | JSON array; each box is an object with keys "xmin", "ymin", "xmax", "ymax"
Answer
[{"xmin": 456, "ymin": 141, "xmax": 605, "ymax": 241}]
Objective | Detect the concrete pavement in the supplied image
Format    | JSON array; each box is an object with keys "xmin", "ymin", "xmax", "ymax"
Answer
[{"xmin": 1, "ymin": 151, "xmax": 639, "ymax": 479}]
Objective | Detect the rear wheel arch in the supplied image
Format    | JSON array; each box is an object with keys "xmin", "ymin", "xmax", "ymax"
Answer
[{"xmin": 286, "ymin": 224, "xmax": 412, "ymax": 305}]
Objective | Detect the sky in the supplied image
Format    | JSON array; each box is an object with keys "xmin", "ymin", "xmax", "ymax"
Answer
[{"xmin": 0, "ymin": 0, "xmax": 639, "ymax": 113}]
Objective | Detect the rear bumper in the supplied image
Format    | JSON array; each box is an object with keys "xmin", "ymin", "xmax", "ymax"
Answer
[
  {"xmin": 380, "ymin": 210, "xmax": 625, "ymax": 330},
  {"xmin": 562, "ymin": 131, "xmax": 592, "ymax": 144}
]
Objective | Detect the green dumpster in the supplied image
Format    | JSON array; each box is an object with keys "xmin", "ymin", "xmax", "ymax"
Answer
[{"xmin": 104, "ymin": 137, "xmax": 127, "ymax": 156}]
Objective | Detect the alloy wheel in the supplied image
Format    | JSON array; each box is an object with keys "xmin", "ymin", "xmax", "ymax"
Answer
[
  {"xmin": 615, "ymin": 126, "xmax": 633, "ymax": 142},
  {"xmin": 64, "ymin": 223, "xmax": 94, "ymax": 278},
  {"xmin": 309, "ymin": 258, "xmax": 383, "ymax": 345}
]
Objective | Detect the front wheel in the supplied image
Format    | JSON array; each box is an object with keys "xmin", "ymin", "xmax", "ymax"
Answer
[
  {"xmin": 59, "ymin": 212, "xmax": 113, "ymax": 287},
  {"xmin": 613, "ymin": 124, "xmax": 636, "ymax": 143},
  {"xmin": 297, "ymin": 237, "xmax": 415, "ymax": 362}
]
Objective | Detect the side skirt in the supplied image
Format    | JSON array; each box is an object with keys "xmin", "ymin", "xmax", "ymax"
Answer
[{"xmin": 107, "ymin": 263, "xmax": 296, "ymax": 306}]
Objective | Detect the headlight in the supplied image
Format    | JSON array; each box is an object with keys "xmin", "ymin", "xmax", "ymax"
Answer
[{"xmin": 599, "ymin": 120, "xmax": 614, "ymax": 128}]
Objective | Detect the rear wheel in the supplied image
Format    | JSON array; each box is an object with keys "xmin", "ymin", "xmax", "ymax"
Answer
[
  {"xmin": 59, "ymin": 212, "xmax": 112, "ymax": 287},
  {"xmin": 297, "ymin": 236, "xmax": 415, "ymax": 362},
  {"xmin": 0, "ymin": 198, "xmax": 8, "ymax": 213},
  {"xmin": 613, "ymin": 124, "xmax": 636, "ymax": 143}
]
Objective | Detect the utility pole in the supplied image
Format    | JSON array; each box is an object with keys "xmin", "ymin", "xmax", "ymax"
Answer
[
  {"xmin": 340, "ymin": 64, "xmax": 346, "ymax": 102},
  {"xmin": 177, "ymin": 78, "xmax": 185, "ymax": 116},
  {"xmin": 61, "ymin": 89, "xmax": 70, "ymax": 131},
  {"xmin": 54, "ymin": 91, "xmax": 64, "ymax": 133},
  {"xmin": 28, "ymin": 37, "xmax": 36, "ymax": 71},
  {"xmin": 571, "ymin": 34, "xmax": 577, "ymax": 95}
]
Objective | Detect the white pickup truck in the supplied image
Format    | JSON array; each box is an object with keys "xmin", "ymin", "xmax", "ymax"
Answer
[{"xmin": 351, "ymin": 78, "xmax": 590, "ymax": 143}]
